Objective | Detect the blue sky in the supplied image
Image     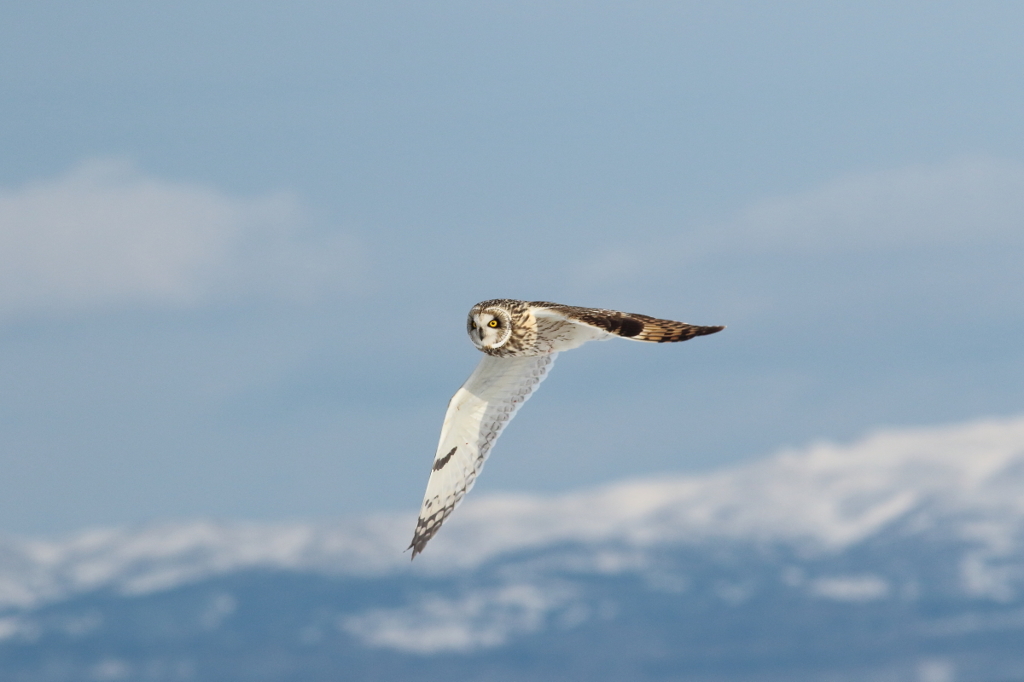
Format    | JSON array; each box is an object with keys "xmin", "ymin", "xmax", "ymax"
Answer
[{"xmin": 1, "ymin": 2, "xmax": 1022, "ymax": 535}]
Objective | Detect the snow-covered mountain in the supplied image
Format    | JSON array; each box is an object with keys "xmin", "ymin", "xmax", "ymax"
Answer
[{"xmin": 2, "ymin": 416, "xmax": 1024, "ymax": 681}]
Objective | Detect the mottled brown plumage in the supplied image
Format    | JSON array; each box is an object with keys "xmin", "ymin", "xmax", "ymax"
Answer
[{"xmin": 529, "ymin": 302, "xmax": 725, "ymax": 344}]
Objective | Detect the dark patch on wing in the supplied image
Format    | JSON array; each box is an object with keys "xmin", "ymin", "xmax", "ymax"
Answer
[
  {"xmin": 432, "ymin": 446, "xmax": 457, "ymax": 471},
  {"xmin": 531, "ymin": 301, "xmax": 723, "ymax": 343},
  {"xmin": 618, "ymin": 316, "xmax": 644, "ymax": 337}
]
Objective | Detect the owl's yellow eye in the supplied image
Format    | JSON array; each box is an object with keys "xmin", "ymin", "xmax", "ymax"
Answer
[
  {"xmin": 471, "ymin": 322, "xmax": 477, "ymax": 329},
  {"xmin": 488, "ymin": 319, "xmax": 499, "ymax": 328}
]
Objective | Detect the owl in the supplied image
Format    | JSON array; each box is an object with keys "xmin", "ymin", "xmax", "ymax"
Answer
[{"xmin": 409, "ymin": 299, "xmax": 724, "ymax": 557}]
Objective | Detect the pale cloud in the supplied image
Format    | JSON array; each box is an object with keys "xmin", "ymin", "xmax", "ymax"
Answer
[
  {"xmin": 0, "ymin": 159, "xmax": 361, "ymax": 318},
  {"xmin": 573, "ymin": 157, "xmax": 1024, "ymax": 285},
  {"xmin": 731, "ymin": 157, "xmax": 1024, "ymax": 254}
]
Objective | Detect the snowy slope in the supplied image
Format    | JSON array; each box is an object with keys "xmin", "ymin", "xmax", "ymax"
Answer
[
  {"xmin": 2, "ymin": 416, "xmax": 1024, "ymax": 680},
  {"xmin": 1, "ymin": 415, "xmax": 1022, "ymax": 610}
]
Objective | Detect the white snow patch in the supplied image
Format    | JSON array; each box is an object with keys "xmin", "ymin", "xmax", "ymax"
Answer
[
  {"xmin": 810, "ymin": 575, "xmax": 890, "ymax": 602},
  {"xmin": 340, "ymin": 583, "xmax": 577, "ymax": 653},
  {"xmin": 917, "ymin": 658, "xmax": 956, "ymax": 682},
  {"xmin": 0, "ymin": 617, "xmax": 22, "ymax": 641}
]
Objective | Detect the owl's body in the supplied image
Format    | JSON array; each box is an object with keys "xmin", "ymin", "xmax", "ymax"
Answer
[{"xmin": 409, "ymin": 299, "xmax": 724, "ymax": 558}]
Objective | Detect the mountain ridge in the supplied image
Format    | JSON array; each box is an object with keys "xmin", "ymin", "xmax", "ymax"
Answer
[
  {"xmin": 1, "ymin": 415, "xmax": 1022, "ymax": 611},
  {"xmin": 1, "ymin": 416, "xmax": 1024, "ymax": 680}
]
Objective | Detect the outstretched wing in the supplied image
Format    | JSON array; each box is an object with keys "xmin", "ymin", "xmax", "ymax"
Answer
[
  {"xmin": 531, "ymin": 302, "xmax": 725, "ymax": 344},
  {"xmin": 409, "ymin": 353, "xmax": 557, "ymax": 558}
]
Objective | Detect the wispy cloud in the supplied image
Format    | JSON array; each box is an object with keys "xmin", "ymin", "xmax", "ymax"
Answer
[
  {"xmin": 726, "ymin": 157, "xmax": 1024, "ymax": 254},
  {"xmin": 0, "ymin": 159, "xmax": 362, "ymax": 319},
  {"xmin": 573, "ymin": 157, "xmax": 1024, "ymax": 285}
]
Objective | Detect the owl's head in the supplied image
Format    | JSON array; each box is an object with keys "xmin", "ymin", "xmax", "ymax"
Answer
[{"xmin": 467, "ymin": 301, "xmax": 513, "ymax": 351}]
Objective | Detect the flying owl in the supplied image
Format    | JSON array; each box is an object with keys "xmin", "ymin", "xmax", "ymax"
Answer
[{"xmin": 408, "ymin": 299, "xmax": 724, "ymax": 557}]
